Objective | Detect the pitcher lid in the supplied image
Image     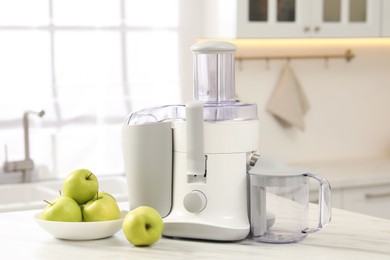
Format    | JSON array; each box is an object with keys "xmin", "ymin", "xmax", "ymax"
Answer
[{"xmin": 249, "ymin": 155, "xmax": 305, "ymax": 176}]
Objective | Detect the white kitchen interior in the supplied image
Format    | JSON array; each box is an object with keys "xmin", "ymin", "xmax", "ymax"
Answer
[{"xmin": 1, "ymin": 0, "xmax": 390, "ymax": 259}]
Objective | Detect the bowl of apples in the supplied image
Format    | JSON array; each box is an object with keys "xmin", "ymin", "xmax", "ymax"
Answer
[{"xmin": 35, "ymin": 169, "xmax": 128, "ymax": 240}]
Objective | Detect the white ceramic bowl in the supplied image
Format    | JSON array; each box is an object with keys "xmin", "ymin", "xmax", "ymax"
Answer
[{"xmin": 34, "ymin": 210, "xmax": 128, "ymax": 240}]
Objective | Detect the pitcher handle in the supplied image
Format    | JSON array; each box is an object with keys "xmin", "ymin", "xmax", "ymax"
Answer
[{"xmin": 302, "ymin": 173, "xmax": 332, "ymax": 234}]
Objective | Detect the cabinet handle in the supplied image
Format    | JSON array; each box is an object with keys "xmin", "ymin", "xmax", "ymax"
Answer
[
  {"xmin": 314, "ymin": 26, "xmax": 320, "ymax": 32},
  {"xmin": 303, "ymin": 26, "xmax": 310, "ymax": 32},
  {"xmin": 365, "ymin": 192, "xmax": 390, "ymax": 199}
]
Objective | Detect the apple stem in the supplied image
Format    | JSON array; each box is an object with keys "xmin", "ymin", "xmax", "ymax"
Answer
[
  {"xmin": 43, "ymin": 200, "xmax": 53, "ymax": 206},
  {"xmin": 59, "ymin": 190, "xmax": 62, "ymax": 196},
  {"xmin": 87, "ymin": 172, "xmax": 93, "ymax": 180}
]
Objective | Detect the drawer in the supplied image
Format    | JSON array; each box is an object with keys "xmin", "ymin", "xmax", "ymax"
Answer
[{"xmin": 342, "ymin": 185, "xmax": 390, "ymax": 219}]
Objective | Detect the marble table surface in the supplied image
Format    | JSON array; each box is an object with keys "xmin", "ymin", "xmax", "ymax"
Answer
[{"xmin": 0, "ymin": 202, "xmax": 390, "ymax": 260}]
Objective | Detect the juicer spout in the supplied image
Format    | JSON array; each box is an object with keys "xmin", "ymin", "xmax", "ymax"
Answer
[{"xmin": 186, "ymin": 101, "xmax": 206, "ymax": 177}]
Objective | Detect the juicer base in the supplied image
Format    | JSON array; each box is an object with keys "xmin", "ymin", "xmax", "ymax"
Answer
[{"xmin": 163, "ymin": 218, "xmax": 249, "ymax": 241}]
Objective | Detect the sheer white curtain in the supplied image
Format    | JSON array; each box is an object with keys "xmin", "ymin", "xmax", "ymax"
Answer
[{"xmin": 0, "ymin": 0, "xmax": 198, "ymax": 178}]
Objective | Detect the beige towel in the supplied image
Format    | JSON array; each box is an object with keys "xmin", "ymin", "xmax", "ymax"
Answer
[{"xmin": 266, "ymin": 62, "xmax": 310, "ymax": 130}]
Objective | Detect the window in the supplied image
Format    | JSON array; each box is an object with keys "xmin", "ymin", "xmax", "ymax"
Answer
[{"xmin": 0, "ymin": 0, "xmax": 182, "ymax": 178}]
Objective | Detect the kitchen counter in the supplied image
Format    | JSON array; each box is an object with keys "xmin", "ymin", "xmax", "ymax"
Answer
[{"xmin": 0, "ymin": 202, "xmax": 390, "ymax": 259}]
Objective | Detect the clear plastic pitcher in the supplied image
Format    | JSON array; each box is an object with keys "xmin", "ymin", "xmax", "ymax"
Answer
[{"xmin": 249, "ymin": 156, "xmax": 332, "ymax": 243}]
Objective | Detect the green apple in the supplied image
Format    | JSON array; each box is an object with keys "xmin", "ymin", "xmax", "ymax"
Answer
[
  {"xmin": 82, "ymin": 192, "xmax": 121, "ymax": 222},
  {"xmin": 98, "ymin": 191, "xmax": 116, "ymax": 201},
  {"xmin": 62, "ymin": 169, "xmax": 99, "ymax": 205},
  {"xmin": 42, "ymin": 196, "xmax": 82, "ymax": 222},
  {"xmin": 122, "ymin": 206, "xmax": 164, "ymax": 246}
]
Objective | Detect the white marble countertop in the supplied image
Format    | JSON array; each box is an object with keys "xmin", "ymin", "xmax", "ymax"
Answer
[
  {"xmin": 291, "ymin": 157, "xmax": 390, "ymax": 189},
  {"xmin": 1, "ymin": 202, "xmax": 390, "ymax": 259}
]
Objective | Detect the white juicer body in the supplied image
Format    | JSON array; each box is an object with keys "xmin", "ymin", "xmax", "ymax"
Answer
[
  {"xmin": 163, "ymin": 119, "xmax": 259, "ymax": 241},
  {"xmin": 122, "ymin": 41, "xmax": 260, "ymax": 241}
]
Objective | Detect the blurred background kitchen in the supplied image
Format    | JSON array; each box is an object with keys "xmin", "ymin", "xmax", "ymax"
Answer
[{"xmin": 1, "ymin": 1, "xmax": 390, "ymax": 217}]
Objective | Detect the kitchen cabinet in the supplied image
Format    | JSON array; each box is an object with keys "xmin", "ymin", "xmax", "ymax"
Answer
[
  {"xmin": 236, "ymin": 0, "xmax": 311, "ymax": 38},
  {"xmin": 308, "ymin": 0, "xmax": 381, "ymax": 37},
  {"xmin": 382, "ymin": 0, "xmax": 390, "ymax": 36},
  {"xmin": 310, "ymin": 184, "xmax": 390, "ymax": 219},
  {"xmin": 304, "ymin": 158, "xmax": 390, "ymax": 220},
  {"xmin": 342, "ymin": 184, "xmax": 390, "ymax": 219},
  {"xmin": 203, "ymin": 0, "xmax": 384, "ymax": 38}
]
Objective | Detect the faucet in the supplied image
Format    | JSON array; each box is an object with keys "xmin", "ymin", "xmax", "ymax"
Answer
[{"xmin": 3, "ymin": 110, "xmax": 45, "ymax": 182}]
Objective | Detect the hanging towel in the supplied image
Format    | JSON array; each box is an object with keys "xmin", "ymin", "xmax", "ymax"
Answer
[{"xmin": 266, "ymin": 62, "xmax": 310, "ymax": 130}]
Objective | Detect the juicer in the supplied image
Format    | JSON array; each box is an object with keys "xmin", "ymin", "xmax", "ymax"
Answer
[{"xmin": 122, "ymin": 41, "xmax": 259, "ymax": 241}]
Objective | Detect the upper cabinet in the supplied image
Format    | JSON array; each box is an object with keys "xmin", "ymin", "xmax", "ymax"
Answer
[
  {"xmin": 236, "ymin": 0, "xmax": 311, "ymax": 38},
  {"xmin": 309, "ymin": 0, "xmax": 381, "ymax": 37},
  {"xmin": 202, "ymin": 0, "xmax": 388, "ymax": 38}
]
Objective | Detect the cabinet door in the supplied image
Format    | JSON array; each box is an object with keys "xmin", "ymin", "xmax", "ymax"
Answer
[
  {"xmin": 237, "ymin": 0, "xmax": 311, "ymax": 38},
  {"xmin": 310, "ymin": 0, "xmax": 381, "ymax": 37},
  {"xmin": 382, "ymin": 0, "xmax": 390, "ymax": 36}
]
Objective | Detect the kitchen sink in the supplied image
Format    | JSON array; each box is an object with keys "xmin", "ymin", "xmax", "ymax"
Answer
[
  {"xmin": 0, "ymin": 175, "xmax": 128, "ymax": 212},
  {"xmin": 0, "ymin": 184, "xmax": 57, "ymax": 212}
]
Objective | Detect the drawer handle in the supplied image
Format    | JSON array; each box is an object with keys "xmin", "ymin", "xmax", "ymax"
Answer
[{"xmin": 365, "ymin": 192, "xmax": 390, "ymax": 199}]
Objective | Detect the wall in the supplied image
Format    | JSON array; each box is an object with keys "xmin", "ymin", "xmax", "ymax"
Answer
[
  {"xmin": 232, "ymin": 39, "xmax": 390, "ymax": 163},
  {"xmin": 141, "ymin": 0, "xmax": 390, "ymax": 165}
]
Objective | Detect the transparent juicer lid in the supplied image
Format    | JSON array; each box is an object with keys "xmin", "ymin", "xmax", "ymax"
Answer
[{"xmin": 125, "ymin": 41, "xmax": 257, "ymax": 125}]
